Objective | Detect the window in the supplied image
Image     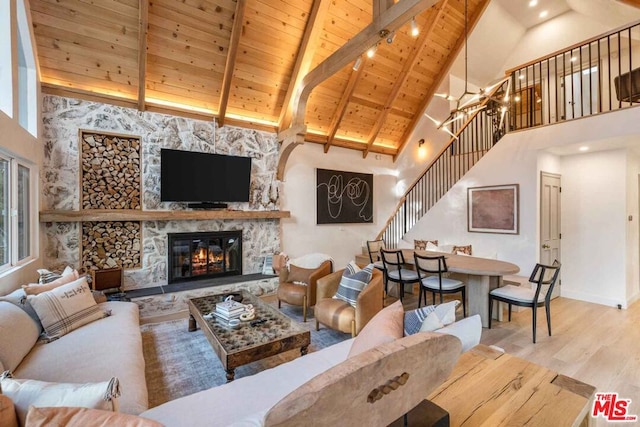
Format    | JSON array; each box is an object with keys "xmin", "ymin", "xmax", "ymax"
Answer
[{"xmin": 0, "ymin": 153, "xmax": 33, "ymax": 271}]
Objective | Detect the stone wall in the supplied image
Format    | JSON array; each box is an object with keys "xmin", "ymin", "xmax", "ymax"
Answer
[{"xmin": 41, "ymin": 95, "xmax": 281, "ymax": 290}]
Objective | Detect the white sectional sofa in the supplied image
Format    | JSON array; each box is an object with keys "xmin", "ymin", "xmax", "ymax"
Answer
[
  {"xmin": 140, "ymin": 314, "xmax": 482, "ymax": 426},
  {"xmin": 0, "ymin": 300, "xmax": 148, "ymax": 416}
]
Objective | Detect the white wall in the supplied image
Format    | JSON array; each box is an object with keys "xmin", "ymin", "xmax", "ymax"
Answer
[
  {"xmin": 561, "ymin": 149, "xmax": 628, "ymax": 307},
  {"xmin": 280, "ymin": 142, "xmax": 397, "ymax": 269},
  {"xmin": 403, "ymin": 106, "xmax": 640, "ymax": 308}
]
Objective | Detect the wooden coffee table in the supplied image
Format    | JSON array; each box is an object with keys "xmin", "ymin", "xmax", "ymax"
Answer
[{"xmin": 187, "ymin": 291, "xmax": 310, "ymax": 382}]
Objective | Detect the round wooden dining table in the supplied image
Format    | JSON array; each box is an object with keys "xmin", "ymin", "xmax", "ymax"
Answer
[{"xmin": 401, "ymin": 250, "xmax": 520, "ymax": 327}]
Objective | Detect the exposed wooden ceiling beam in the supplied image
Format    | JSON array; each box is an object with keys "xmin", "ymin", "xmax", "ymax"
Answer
[
  {"xmin": 373, "ymin": 0, "xmax": 394, "ymax": 17},
  {"xmin": 137, "ymin": 0, "xmax": 148, "ymax": 111},
  {"xmin": 278, "ymin": 0, "xmax": 330, "ymax": 131},
  {"xmin": 363, "ymin": 0, "xmax": 448, "ymax": 159},
  {"xmin": 218, "ymin": 0, "xmax": 246, "ymax": 128},
  {"xmin": 290, "ymin": 0, "xmax": 440, "ymax": 130},
  {"xmin": 324, "ymin": 57, "xmax": 366, "ymax": 153},
  {"xmin": 394, "ymin": 0, "xmax": 491, "ymax": 161}
]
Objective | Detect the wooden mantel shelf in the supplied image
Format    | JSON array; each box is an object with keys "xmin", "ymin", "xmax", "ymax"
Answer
[{"xmin": 40, "ymin": 209, "xmax": 291, "ymax": 223}]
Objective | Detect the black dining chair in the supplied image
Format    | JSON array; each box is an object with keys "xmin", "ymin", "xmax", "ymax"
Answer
[
  {"xmin": 414, "ymin": 253, "xmax": 466, "ymax": 316},
  {"xmin": 366, "ymin": 239, "xmax": 386, "ymax": 292},
  {"xmin": 380, "ymin": 249, "xmax": 420, "ymax": 302},
  {"xmin": 488, "ymin": 260, "xmax": 561, "ymax": 343}
]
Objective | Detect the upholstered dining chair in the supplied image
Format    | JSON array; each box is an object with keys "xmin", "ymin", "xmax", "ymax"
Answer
[
  {"xmin": 488, "ymin": 260, "xmax": 561, "ymax": 343},
  {"xmin": 314, "ymin": 268, "xmax": 384, "ymax": 337},
  {"xmin": 380, "ymin": 249, "xmax": 420, "ymax": 302},
  {"xmin": 414, "ymin": 253, "xmax": 466, "ymax": 316},
  {"xmin": 277, "ymin": 256, "xmax": 333, "ymax": 322}
]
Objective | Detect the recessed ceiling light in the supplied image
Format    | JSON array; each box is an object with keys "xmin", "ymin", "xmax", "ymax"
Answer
[
  {"xmin": 529, "ymin": 0, "xmax": 538, "ymax": 7},
  {"xmin": 570, "ymin": 56, "xmax": 577, "ymax": 62},
  {"xmin": 539, "ymin": 10, "xmax": 548, "ymax": 18},
  {"xmin": 579, "ymin": 146, "xmax": 589, "ymax": 152}
]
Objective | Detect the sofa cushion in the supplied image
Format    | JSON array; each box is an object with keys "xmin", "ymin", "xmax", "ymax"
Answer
[
  {"xmin": 403, "ymin": 301, "xmax": 459, "ymax": 336},
  {"xmin": 14, "ymin": 302, "xmax": 148, "ymax": 415},
  {"xmin": 0, "ymin": 394, "xmax": 18, "ymax": 427},
  {"xmin": 0, "ymin": 374, "xmax": 119, "ymax": 426},
  {"xmin": 23, "ymin": 269, "xmax": 80, "ymax": 296},
  {"xmin": 0, "ymin": 289, "xmax": 43, "ymax": 333},
  {"xmin": 334, "ymin": 263, "xmax": 373, "ymax": 307},
  {"xmin": 28, "ymin": 277, "xmax": 106, "ymax": 341},
  {"xmin": 0, "ymin": 302, "xmax": 40, "ymax": 372},
  {"xmin": 348, "ymin": 300, "xmax": 403, "ymax": 358},
  {"xmin": 25, "ymin": 406, "xmax": 162, "ymax": 427}
]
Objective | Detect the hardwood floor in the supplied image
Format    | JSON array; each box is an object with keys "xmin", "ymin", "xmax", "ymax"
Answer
[{"xmin": 395, "ymin": 288, "xmax": 640, "ymax": 424}]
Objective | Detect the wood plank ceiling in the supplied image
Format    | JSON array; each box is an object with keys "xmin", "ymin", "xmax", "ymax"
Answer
[{"xmin": 30, "ymin": 0, "xmax": 488, "ymax": 159}]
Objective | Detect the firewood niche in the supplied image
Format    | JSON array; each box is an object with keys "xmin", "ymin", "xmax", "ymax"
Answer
[{"xmin": 80, "ymin": 130, "xmax": 142, "ymax": 270}]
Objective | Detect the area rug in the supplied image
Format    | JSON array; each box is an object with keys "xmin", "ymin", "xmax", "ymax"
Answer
[{"xmin": 141, "ymin": 305, "xmax": 350, "ymax": 408}]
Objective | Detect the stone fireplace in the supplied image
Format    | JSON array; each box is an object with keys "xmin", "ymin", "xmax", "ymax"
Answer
[{"xmin": 168, "ymin": 230, "xmax": 242, "ymax": 283}]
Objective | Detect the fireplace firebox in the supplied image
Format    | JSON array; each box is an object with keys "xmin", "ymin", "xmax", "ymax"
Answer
[{"xmin": 168, "ymin": 231, "xmax": 242, "ymax": 283}]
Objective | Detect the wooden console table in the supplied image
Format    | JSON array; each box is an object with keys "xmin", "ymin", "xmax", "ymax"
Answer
[{"xmin": 427, "ymin": 345, "xmax": 596, "ymax": 426}]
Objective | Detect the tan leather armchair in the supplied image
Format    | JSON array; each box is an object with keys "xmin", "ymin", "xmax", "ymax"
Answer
[
  {"xmin": 277, "ymin": 259, "xmax": 332, "ymax": 322},
  {"xmin": 314, "ymin": 268, "xmax": 384, "ymax": 337}
]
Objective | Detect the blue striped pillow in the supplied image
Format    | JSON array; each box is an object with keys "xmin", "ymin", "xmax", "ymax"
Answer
[{"xmin": 334, "ymin": 263, "xmax": 374, "ymax": 307}]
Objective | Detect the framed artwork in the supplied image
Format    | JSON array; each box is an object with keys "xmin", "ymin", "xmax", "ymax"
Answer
[
  {"xmin": 316, "ymin": 168, "xmax": 373, "ymax": 224},
  {"xmin": 468, "ymin": 184, "xmax": 519, "ymax": 234}
]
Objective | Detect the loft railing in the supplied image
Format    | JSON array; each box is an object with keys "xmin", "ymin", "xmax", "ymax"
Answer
[
  {"xmin": 507, "ymin": 20, "xmax": 640, "ymax": 130},
  {"xmin": 377, "ymin": 80, "xmax": 509, "ymax": 247}
]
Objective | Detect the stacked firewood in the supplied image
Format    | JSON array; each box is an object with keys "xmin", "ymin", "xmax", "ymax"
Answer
[
  {"xmin": 82, "ymin": 221, "xmax": 141, "ymax": 270},
  {"xmin": 81, "ymin": 132, "xmax": 141, "ymax": 210}
]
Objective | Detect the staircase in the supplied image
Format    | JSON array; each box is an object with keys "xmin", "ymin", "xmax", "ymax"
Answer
[{"xmin": 376, "ymin": 79, "xmax": 510, "ymax": 249}]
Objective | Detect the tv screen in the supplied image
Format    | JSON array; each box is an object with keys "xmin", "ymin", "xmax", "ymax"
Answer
[{"xmin": 160, "ymin": 149, "xmax": 252, "ymax": 203}]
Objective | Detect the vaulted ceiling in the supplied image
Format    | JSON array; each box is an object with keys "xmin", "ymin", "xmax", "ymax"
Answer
[{"xmin": 30, "ymin": 0, "xmax": 490, "ymax": 158}]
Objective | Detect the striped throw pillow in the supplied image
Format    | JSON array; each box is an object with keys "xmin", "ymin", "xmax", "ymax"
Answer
[
  {"xmin": 334, "ymin": 263, "xmax": 374, "ymax": 307},
  {"xmin": 36, "ymin": 266, "xmax": 74, "ymax": 284},
  {"xmin": 403, "ymin": 300, "xmax": 460, "ymax": 336},
  {"xmin": 28, "ymin": 277, "xmax": 107, "ymax": 342}
]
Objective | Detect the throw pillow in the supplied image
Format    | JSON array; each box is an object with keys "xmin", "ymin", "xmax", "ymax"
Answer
[
  {"xmin": 0, "ymin": 394, "xmax": 18, "ymax": 427},
  {"xmin": 334, "ymin": 263, "xmax": 374, "ymax": 307},
  {"xmin": 348, "ymin": 300, "xmax": 404, "ymax": 358},
  {"xmin": 36, "ymin": 266, "xmax": 74, "ymax": 284},
  {"xmin": 414, "ymin": 239, "xmax": 438, "ymax": 250},
  {"xmin": 0, "ymin": 289, "xmax": 43, "ymax": 333},
  {"xmin": 451, "ymin": 245, "xmax": 472, "ymax": 256},
  {"xmin": 418, "ymin": 311, "xmax": 445, "ymax": 332},
  {"xmin": 0, "ymin": 374, "xmax": 120, "ymax": 426},
  {"xmin": 403, "ymin": 300, "xmax": 460, "ymax": 336},
  {"xmin": 0, "ymin": 302, "xmax": 41, "ymax": 372},
  {"xmin": 27, "ymin": 277, "xmax": 107, "ymax": 341},
  {"xmin": 25, "ymin": 406, "xmax": 162, "ymax": 427},
  {"xmin": 286, "ymin": 264, "xmax": 316, "ymax": 285},
  {"xmin": 23, "ymin": 269, "xmax": 80, "ymax": 296}
]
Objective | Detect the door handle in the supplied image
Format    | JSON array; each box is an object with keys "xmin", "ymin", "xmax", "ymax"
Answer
[{"xmin": 542, "ymin": 244, "xmax": 550, "ymax": 249}]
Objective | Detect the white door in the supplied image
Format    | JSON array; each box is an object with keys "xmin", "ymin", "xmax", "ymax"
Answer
[
  {"xmin": 540, "ymin": 172, "xmax": 561, "ymax": 298},
  {"xmin": 561, "ymin": 65, "xmax": 599, "ymax": 120}
]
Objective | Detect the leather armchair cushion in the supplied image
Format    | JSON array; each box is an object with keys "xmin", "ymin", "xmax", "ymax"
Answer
[
  {"xmin": 277, "ymin": 281, "xmax": 306, "ymax": 306},
  {"xmin": 314, "ymin": 299, "xmax": 355, "ymax": 333}
]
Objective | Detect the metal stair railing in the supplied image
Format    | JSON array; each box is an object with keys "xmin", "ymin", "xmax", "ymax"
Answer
[{"xmin": 376, "ymin": 79, "xmax": 509, "ymax": 248}]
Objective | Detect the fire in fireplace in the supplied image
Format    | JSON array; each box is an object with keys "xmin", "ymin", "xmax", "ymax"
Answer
[{"xmin": 168, "ymin": 231, "xmax": 242, "ymax": 283}]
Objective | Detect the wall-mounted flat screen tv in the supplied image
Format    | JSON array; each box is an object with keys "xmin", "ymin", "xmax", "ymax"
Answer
[{"xmin": 160, "ymin": 148, "xmax": 252, "ymax": 204}]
